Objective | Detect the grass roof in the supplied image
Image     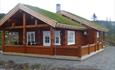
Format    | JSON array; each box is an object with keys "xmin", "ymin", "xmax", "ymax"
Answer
[
  {"xmin": 61, "ymin": 11, "xmax": 108, "ymax": 32},
  {"xmin": 24, "ymin": 4, "xmax": 86, "ymax": 29}
]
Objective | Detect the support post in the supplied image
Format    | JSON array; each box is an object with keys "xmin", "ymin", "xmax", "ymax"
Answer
[
  {"xmin": 75, "ymin": 31, "xmax": 77, "ymax": 46},
  {"xmin": 2, "ymin": 30, "xmax": 5, "ymax": 51},
  {"xmin": 94, "ymin": 43, "xmax": 97, "ymax": 51},
  {"xmin": 64, "ymin": 30, "xmax": 67, "ymax": 47},
  {"xmin": 23, "ymin": 13, "xmax": 26, "ymax": 45},
  {"xmin": 50, "ymin": 27, "xmax": 54, "ymax": 47},
  {"xmin": 23, "ymin": 13, "xmax": 27, "ymax": 53},
  {"xmin": 50, "ymin": 27, "xmax": 54, "ymax": 55},
  {"xmin": 88, "ymin": 44, "xmax": 90, "ymax": 54}
]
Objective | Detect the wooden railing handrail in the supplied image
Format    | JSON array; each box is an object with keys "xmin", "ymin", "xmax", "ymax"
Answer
[{"xmin": 81, "ymin": 42, "xmax": 103, "ymax": 48}]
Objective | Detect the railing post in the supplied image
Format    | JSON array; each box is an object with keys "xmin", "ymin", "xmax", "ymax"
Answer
[
  {"xmin": 97, "ymin": 42, "xmax": 99, "ymax": 50},
  {"xmin": 79, "ymin": 47, "xmax": 82, "ymax": 58},
  {"xmin": 2, "ymin": 30, "xmax": 5, "ymax": 52},
  {"xmin": 50, "ymin": 27, "xmax": 54, "ymax": 55},
  {"xmin": 88, "ymin": 44, "xmax": 90, "ymax": 54},
  {"xmin": 95, "ymin": 42, "xmax": 97, "ymax": 51}
]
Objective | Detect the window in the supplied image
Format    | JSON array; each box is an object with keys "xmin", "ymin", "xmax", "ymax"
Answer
[
  {"xmin": 43, "ymin": 31, "xmax": 50, "ymax": 46},
  {"xmin": 97, "ymin": 32, "xmax": 99, "ymax": 38},
  {"xmin": 67, "ymin": 31, "xmax": 75, "ymax": 45},
  {"xmin": 8, "ymin": 32, "xmax": 19, "ymax": 45},
  {"xmin": 27, "ymin": 32, "xmax": 35, "ymax": 45},
  {"xmin": 54, "ymin": 31, "xmax": 60, "ymax": 45}
]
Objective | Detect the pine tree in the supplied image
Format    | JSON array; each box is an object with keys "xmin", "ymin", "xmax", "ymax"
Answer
[{"xmin": 92, "ymin": 13, "xmax": 97, "ymax": 21}]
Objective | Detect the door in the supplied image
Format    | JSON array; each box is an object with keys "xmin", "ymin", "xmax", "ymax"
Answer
[
  {"xmin": 27, "ymin": 32, "xmax": 35, "ymax": 45},
  {"xmin": 43, "ymin": 31, "xmax": 51, "ymax": 46}
]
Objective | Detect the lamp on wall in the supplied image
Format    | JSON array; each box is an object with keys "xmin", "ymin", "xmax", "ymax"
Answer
[{"xmin": 84, "ymin": 31, "xmax": 87, "ymax": 35}]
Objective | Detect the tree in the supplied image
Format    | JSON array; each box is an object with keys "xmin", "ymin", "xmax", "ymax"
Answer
[
  {"xmin": 0, "ymin": 13, "xmax": 5, "ymax": 19},
  {"xmin": 92, "ymin": 13, "xmax": 97, "ymax": 21}
]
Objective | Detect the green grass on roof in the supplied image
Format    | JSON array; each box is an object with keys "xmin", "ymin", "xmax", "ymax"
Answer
[
  {"xmin": 64, "ymin": 11, "xmax": 108, "ymax": 31},
  {"xmin": 91, "ymin": 21, "xmax": 109, "ymax": 31},
  {"xmin": 24, "ymin": 5, "xmax": 85, "ymax": 29}
]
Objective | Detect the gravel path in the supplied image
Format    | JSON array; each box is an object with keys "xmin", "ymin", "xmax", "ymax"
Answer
[{"xmin": 0, "ymin": 46, "xmax": 115, "ymax": 70}]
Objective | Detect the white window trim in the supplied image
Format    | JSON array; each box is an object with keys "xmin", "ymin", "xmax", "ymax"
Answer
[
  {"xmin": 43, "ymin": 31, "xmax": 51, "ymax": 46},
  {"xmin": 67, "ymin": 30, "xmax": 75, "ymax": 45},
  {"xmin": 54, "ymin": 31, "xmax": 61, "ymax": 45},
  {"xmin": 27, "ymin": 31, "xmax": 35, "ymax": 45}
]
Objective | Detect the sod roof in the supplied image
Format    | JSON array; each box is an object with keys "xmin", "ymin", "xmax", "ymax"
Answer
[
  {"xmin": 0, "ymin": 4, "xmax": 108, "ymax": 31},
  {"xmin": 58, "ymin": 11, "xmax": 108, "ymax": 32},
  {"xmin": 24, "ymin": 4, "xmax": 86, "ymax": 30}
]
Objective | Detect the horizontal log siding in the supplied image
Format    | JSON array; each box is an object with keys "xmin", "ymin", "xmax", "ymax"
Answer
[
  {"xmin": 53, "ymin": 47, "xmax": 81, "ymax": 57},
  {"xmin": 89, "ymin": 45, "xmax": 96, "ymax": 53},
  {"xmin": 4, "ymin": 45, "xmax": 25, "ymax": 53},
  {"xmin": 26, "ymin": 47, "xmax": 53, "ymax": 55},
  {"xmin": 81, "ymin": 47, "xmax": 89, "ymax": 56}
]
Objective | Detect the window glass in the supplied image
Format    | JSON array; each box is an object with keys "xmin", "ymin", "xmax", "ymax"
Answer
[
  {"xmin": 45, "ymin": 36, "xmax": 50, "ymax": 43},
  {"xmin": 56, "ymin": 37, "xmax": 59, "ymax": 43}
]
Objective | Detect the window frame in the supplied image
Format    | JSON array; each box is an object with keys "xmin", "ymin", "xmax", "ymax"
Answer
[
  {"xmin": 54, "ymin": 31, "xmax": 61, "ymax": 45},
  {"xmin": 67, "ymin": 30, "xmax": 75, "ymax": 45},
  {"xmin": 43, "ymin": 31, "xmax": 51, "ymax": 46}
]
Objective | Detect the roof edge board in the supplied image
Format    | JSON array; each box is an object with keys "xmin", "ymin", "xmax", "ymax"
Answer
[
  {"xmin": 20, "ymin": 4, "xmax": 57, "ymax": 27},
  {"xmin": 0, "ymin": 3, "xmax": 57, "ymax": 27},
  {"xmin": 0, "ymin": 4, "xmax": 21, "ymax": 26}
]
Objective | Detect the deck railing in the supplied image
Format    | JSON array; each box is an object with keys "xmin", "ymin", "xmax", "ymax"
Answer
[
  {"xmin": 3, "ymin": 41, "xmax": 104, "ymax": 57},
  {"xmin": 81, "ymin": 42, "xmax": 104, "ymax": 56}
]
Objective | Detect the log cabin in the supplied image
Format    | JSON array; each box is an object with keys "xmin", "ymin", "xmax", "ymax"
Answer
[{"xmin": 0, "ymin": 4, "xmax": 108, "ymax": 60}]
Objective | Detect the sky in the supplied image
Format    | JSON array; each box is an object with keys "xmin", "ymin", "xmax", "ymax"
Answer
[{"xmin": 0, "ymin": 0, "xmax": 115, "ymax": 21}]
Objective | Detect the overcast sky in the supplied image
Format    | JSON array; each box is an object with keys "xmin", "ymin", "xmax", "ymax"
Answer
[{"xmin": 0, "ymin": 0, "xmax": 115, "ymax": 21}]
